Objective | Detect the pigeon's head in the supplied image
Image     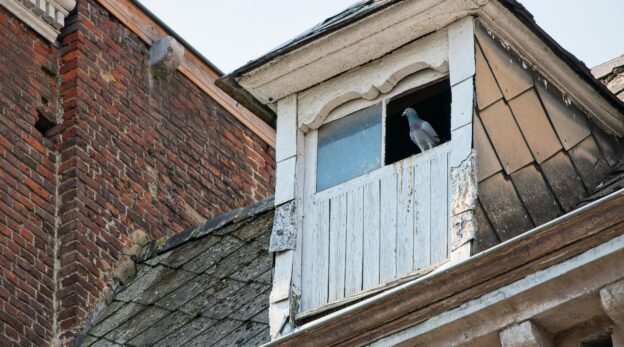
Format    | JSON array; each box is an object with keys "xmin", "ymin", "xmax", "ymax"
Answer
[{"xmin": 402, "ymin": 108, "xmax": 418, "ymax": 119}]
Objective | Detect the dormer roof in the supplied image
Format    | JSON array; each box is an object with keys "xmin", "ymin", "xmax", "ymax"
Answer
[{"xmin": 217, "ymin": 0, "xmax": 624, "ymax": 137}]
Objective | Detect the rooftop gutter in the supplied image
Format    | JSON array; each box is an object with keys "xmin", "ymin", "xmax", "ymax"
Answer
[{"xmin": 263, "ymin": 188, "xmax": 624, "ymax": 346}]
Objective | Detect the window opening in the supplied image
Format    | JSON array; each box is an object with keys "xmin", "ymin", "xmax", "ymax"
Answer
[
  {"xmin": 582, "ymin": 335, "xmax": 613, "ymax": 347},
  {"xmin": 385, "ymin": 79, "xmax": 452, "ymax": 165}
]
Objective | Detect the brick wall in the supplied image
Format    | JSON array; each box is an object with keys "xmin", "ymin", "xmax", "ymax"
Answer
[
  {"xmin": 0, "ymin": 5, "xmax": 60, "ymax": 346},
  {"xmin": 0, "ymin": 0, "xmax": 276, "ymax": 345}
]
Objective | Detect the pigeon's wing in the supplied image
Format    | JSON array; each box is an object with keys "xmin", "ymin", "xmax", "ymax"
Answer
[{"xmin": 420, "ymin": 121, "xmax": 440, "ymax": 143}]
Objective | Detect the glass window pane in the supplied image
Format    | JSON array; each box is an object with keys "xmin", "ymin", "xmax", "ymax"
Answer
[{"xmin": 316, "ymin": 104, "xmax": 382, "ymax": 191}]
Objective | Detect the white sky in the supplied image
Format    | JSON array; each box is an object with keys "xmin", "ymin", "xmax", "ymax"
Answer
[{"xmin": 139, "ymin": 0, "xmax": 624, "ymax": 74}]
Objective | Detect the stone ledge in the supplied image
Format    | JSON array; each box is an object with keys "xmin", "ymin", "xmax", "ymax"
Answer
[{"xmin": 0, "ymin": 0, "xmax": 75, "ymax": 42}]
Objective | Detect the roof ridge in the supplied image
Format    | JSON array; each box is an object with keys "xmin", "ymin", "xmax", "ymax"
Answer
[
  {"xmin": 592, "ymin": 54, "xmax": 624, "ymax": 80},
  {"xmin": 135, "ymin": 196, "xmax": 275, "ymax": 263}
]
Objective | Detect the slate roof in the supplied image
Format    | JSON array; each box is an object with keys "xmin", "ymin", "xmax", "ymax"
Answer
[
  {"xmin": 592, "ymin": 54, "xmax": 624, "ymax": 102},
  {"xmin": 80, "ymin": 198, "xmax": 275, "ymax": 347}
]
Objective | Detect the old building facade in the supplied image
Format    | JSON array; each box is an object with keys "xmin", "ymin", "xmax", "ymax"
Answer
[{"xmin": 2, "ymin": 0, "xmax": 624, "ymax": 346}]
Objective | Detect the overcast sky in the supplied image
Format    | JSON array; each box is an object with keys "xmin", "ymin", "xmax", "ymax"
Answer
[{"xmin": 139, "ymin": 0, "xmax": 624, "ymax": 74}]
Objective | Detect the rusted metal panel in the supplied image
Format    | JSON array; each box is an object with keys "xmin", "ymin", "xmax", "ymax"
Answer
[
  {"xmin": 510, "ymin": 164, "xmax": 562, "ymax": 226},
  {"xmin": 508, "ymin": 88, "xmax": 562, "ymax": 163},
  {"xmin": 472, "ymin": 201, "xmax": 500, "ymax": 254},
  {"xmin": 478, "ymin": 172, "xmax": 534, "ymax": 242},
  {"xmin": 473, "ymin": 113, "xmax": 502, "ymax": 182},
  {"xmin": 535, "ymin": 83, "xmax": 591, "ymax": 150},
  {"xmin": 568, "ymin": 136, "xmax": 612, "ymax": 192},
  {"xmin": 475, "ymin": 43, "xmax": 503, "ymax": 111},
  {"xmin": 479, "ymin": 100, "xmax": 534, "ymax": 175},
  {"xmin": 540, "ymin": 151, "xmax": 586, "ymax": 212},
  {"xmin": 475, "ymin": 26, "xmax": 533, "ymax": 101}
]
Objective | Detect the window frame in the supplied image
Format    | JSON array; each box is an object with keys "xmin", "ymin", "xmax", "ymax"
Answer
[{"xmin": 312, "ymin": 72, "xmax": 451, "ymax": 193}]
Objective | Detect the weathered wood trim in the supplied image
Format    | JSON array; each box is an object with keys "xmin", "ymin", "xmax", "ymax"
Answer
[
  {"xmin": 296, "ymin": 29, "xmax": 449, "ymax": 132},
  {"xmin": 236, "ymin": 0, "xmax": 483, "ymax": 105},
  {"xmin": 263, "ymin": 188, "xmax": 624, "ymax": 346},
  {"xmin": 95, "ymin": 0, "xmax": 276, "ymax": 147}
]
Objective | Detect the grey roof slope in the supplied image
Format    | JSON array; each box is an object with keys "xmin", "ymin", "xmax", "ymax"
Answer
[
  {"xmin": 80, "ymin": 198, "xmax": 275, "ymax": 347},
  {"xmin": 592, "ymin": 54, "xmax": 624, "ymax": 102}
]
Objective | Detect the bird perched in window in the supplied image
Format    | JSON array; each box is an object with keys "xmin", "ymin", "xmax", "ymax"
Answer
[{"xmin": 402, "ymin": 108, "xmax": 440, "ymax": 152}]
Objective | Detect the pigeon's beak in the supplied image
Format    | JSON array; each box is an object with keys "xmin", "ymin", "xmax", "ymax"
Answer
[{"xmin": 401, "ymin": 111, "xmax": 407, "ymax": 117}]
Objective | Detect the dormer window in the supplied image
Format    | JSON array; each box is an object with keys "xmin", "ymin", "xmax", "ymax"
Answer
[
  {"xmin": 316, "ymin": 80, "xmax": 452, "ymax": 192},
  {"xmin": 261, "ymin": 18, "xmax": 479, "ymax": 321}
]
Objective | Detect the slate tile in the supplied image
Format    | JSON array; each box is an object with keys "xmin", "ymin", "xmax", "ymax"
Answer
[
  {"xmin": 479, "ymin": 99, "xmax": 534, "ymax": 175},
  {"xmin": 185, "ymin": 319, "xmax": 242, "ymax": 347},
  {"xmin": 154, "ymin": 274, "xmax": 219, "ymax": 311},
  {"xmin": 154, "ymin": 235, "xmax": 220, "ymax": 268},
  {"xmin": 243, "ymin": 328, "xmax": 270, "ymax": 347},
  {"xmin": 474, "ymin": 113, "xmax": 502, "ymax": 182},
  {"xmin": 104, "ymin": 306, "xmax": 169, "ymax": 344},
  {"xmin": 89, "ymin": 303, "xmax": 146, "ymax": 337},
  {"xmin": 179, "ymin": 278, "xmax": 245, "ymax": 316},
  {"xmin": 568, "ymin": 136, "xmax": 612, "ymax": 191},
  {"xmin": 89, "ymin": 338, "xmax": 123, "ymax": 347},
  {"xmin": 472, "ymin": 201, "xmax": 501, "ymax": 254},
  {"xmin": 475, "ymin": 42, "xmax": 503, "ymax": 110},
  {"xmin": 182, "ymin": 236, "xmax": 244, "ymax": 274},
  {"xmin": 228, "ymin": 287, "xmax": 271, "ymax": 322},
  {"xmin": 155, "ymin": 317, "xmax": 217, "ymax": 347},
  {"xmin": 91, "ymin": 301, "xmax": 124, "ymax": 326},
  {"xmin": 251, "ymin": 308, "xmax": 269, "ymax": 324},
  {"xmin": 232, "ymin": 213, "xmax": 273, "ymax": 242},
  {"xmin": 591, "ymin": 124, "xmax": 622, "ymax": 166},
  {"xmin": 128, "ymin": 311, "xmax": 193, "ymax": 346},
  {"xmin": 540, "ymin": 150, "xmax": 587, "ymax": 212},
  {"xmin": 479, "ymin": 172, "xmax": 534, "ymax": 241},
  {"xmin": 508, "ymin": 88, "xmax": 562, "ymax": 163},
  {"xmin": 475, "ymin": 24, "xmax": 533, "ymax": 100},
  {"xmin": 229, "ymin": 253, "xmax": 272, "ymax": 283},
  {"xmin": 205, "ymin": 237, "xmax": 269, "ymax": 280},
  {"xmin": 535, "ymin": 83, "xmax": 591, "ymax": 150},
  {"xmin": 255, "ymin": 269, "xmax": 272, "ymax": 285},
  {"xmin": 510, "ymin": 164, "xmax": 562, "ymax": 226},
  {"xmin": 211, "ymin": 321, "xmax": 267, "ymax": 347},
  {"xmin": 115, "ymin": 265, "xmax": 195, "ymax": 305},
  {"xmin": 81, "ymin": 335, "xmax": 98, "ymax": 347},
  {"xmin": 201, "ymin": 282, "xmax": 269, "ymax": 320}
]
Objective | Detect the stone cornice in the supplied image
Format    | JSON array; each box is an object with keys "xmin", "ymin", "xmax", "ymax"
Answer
[{"xmin": 0, "ymin": 0, "xmax": 75, "ymax": 42}]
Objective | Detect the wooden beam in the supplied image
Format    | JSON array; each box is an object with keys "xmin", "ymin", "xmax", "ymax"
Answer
[{"xmin": 95, "ymin": 0, "xmax": 276, "ymax": 148}]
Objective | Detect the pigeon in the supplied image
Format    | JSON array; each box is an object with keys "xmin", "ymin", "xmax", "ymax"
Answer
[{"xmin": 402, "ymin": 108, "xmax": 440, "ymax": 151}]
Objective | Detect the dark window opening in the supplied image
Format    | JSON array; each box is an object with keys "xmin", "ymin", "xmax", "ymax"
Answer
[
  {"xmin": 582, "ymin": 335, "xmax": 613, "ymax": 347},
  {"xmin": 34, "ymin": 111, "xmax": 57, "ymax": 137},
  {"xmin": 385, "ymin": 79, "xmax": 451, "ymax": 165}
]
